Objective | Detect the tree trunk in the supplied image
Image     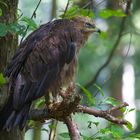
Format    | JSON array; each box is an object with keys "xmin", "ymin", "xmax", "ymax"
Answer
[
  {"xmin": 0, "ymin": 0, "xmax": 24, "ymax": 140},
  {"xmin": 0, "ymin": 0, "xmax": 18, "ymax": 72}
]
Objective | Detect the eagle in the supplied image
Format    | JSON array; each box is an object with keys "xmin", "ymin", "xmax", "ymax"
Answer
[{"xmin": 0, "ymin": 16, "xmax": 100, "ymax": 130}]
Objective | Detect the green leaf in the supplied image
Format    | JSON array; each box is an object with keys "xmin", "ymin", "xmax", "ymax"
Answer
[
  {"xmin": 77, "ymin": 84, "xmax": 95, "ymax": 106},
  {"xmin": 94, "ymin": 83, "xmax": 104, "ymax": 96},
  {"xmin": 129, "ymin": 133, "xmax": 140, "ymax": 139},
  {"xmin": 128, "ymin": 108, "xmax": 135, "ymax": 112},
  {"xmin": 35, "ymin": 98, "xmax": 45, "ymax": 109},
  {"xmin": 9, "ymin": 23, "xmax": 26, "ymax": 36},
  {"xmin": 60, "ymin": 5, "xmax": 94, "ymax": 18},
  {"xmin": 99, "ymin": 9, "xmax": 113, "ymax": 19},
  {"xmin": 48, "ymin": 124, "xmax": 56, "ymax": 129},
  {"xmin": 112, "ymin": 9, "xmax": 126, "ymax": 17},
  {"xmin": 100, "ymin": 136, "xmax": 111, "ymax": 140},
  {"xmin": 20, "ymin": 17, "xmax": 37, "ymax": 30},
  {"xmin": 99, "ymin": 9, "xmax": 126, "ymax": 19},
  {"xmin": 0, "ymin": 23, "xmax": 7, "ymax": 36},
  {"xmin": 60, "ymin": 5, "xmax": 79, "ymax": 18},
  {"xmin": 79, "ymin": 9, "xmax": 94, "ymax": 18},
  {"xmin": 125, "ymin": 121, "xmax": 133, "ymax": 131},
  {"xmin": 59, "ymin": 132, "xmax": 70, "ymax": 138},
  {"xmin": 0, "ymin": 73, "xmax": 6, "ymax": 85},
  {"xmin": 111, "ymin": 125, "xmax": 124, "ymax": 138},
  {"xmin": 120, "ymin": 106, "xmax": 127, "ymax": 113},
  {"xmin": 100, "ymin": 128, "xmax": 111, "ymax": 135},
  {"xmin": 28, "ymin": 120, "xmax": 35, "ymax": 128},
  {"xmin": 0, "ymin": 8, "xmax": 2, "ymax": 16},
  {"xmin": 80, "ymin": 133, "xmax": 96, "ymax": 140},
  {"xmin": 67, "ymin": 5, "xmax": 79, "ymax": 15},
  {"xmin": 104, "ymin": 97, "xmax": 119, "ymax": 106},
  {"xmin": 99, "ymin": 31, "xmax": 107, "ymax": 39}
]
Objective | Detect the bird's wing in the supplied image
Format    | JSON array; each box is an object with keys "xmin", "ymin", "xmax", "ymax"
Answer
[
  {"xmin": 4, "ymin": 22, "xmax": 52, "ymax": 79},
  {"xmin": 5, "ymin": 20, "xmax": 77, "ymax": 110}
]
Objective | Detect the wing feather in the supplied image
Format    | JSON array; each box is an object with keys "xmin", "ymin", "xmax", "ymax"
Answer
[{"xmin": 5, "ymin": 19, "xmax": 77, "ymax": 113}]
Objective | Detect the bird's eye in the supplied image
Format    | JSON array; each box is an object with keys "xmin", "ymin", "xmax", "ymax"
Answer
[{"xmin": 85, "ymin": 22, "xmax": 95, "ymax": 28}]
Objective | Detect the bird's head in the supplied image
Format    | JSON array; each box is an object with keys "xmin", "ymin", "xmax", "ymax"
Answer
[{"xmin": 71, "ymin": 16, "xmax": 100, "ymax": 37}]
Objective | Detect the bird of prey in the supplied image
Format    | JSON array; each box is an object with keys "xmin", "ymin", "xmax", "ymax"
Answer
[{"xmin": 0, "ymin": 16, "xmax": 100, "ymax": 130}]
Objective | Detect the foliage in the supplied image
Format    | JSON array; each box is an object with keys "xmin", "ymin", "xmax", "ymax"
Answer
[
  {"xmin": 0, "ymin": 23, "xmax": 7, "ymax": 36},
  {"xmin": 0, "ymin": 73, "xmax": 6, "ymax": 85},
  {"xmin": 59, "ymin": 132, "xmax": 70, "ymax": 139},
  {"xmin": 75, "ymin": 82, "xmax": 137, "ymax": 139},
  {"xmin": 60, "ymin": 5, "xmax": 94, "ymax": 19},
  {"xmin": 34, "ymin": 97, "xmax": 45, "ymax": 109},
  {"xmin": 0, "ymin": 8, "xmax": 2, "ymax": 16},
  {"xmin": 77, "ymin": 83, "xmax": 95, "ymax": 106},
  {"xmin": 60, "ymin": 3, "xmax": 126, "ymax": 19},
  {"xmin": 20, "ymin": 17, "xmax": 38, "ymax": 31},
  {"xmin": 0, "ymin": 9, "xmax": 38, "ymax": 37},
  {"xmin": 99, "ymin": 9, "xmax": 126, "ymax": 19}
]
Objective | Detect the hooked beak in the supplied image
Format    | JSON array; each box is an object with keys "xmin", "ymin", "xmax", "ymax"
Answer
[
  {"xmin": 95, "ymin": 28, "xmax": 101, "ymax": 33},
  {"xmin": 87, "ymin": 24, "xmax": 101, "ymax": 33},
  {"xmin": 91, "ymin": 26, "xmax": 101, "ymax": 34}
]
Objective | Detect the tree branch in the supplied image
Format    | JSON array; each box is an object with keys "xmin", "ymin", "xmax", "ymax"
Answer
[
  {"xmin": 29, "ymin": 94, "xmax": 129, "ymax": 125},
  {"xmin": 77, "ymin": 102, "xmax": 128, "ymax": 125},
  {"xmin": 83, "ymin": 0, "xmax": 132, "ymax": 90},
  {"xmin": 64, "ymin": 117, "xmax": 80, "ymax": 140},
  {"xmin": 30, "ymin": 100, "xmax": 128, "ymax": 125}
]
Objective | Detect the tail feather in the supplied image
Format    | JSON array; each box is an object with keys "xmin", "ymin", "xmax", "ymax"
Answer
[
  {"xmin": 0, "ymin": 95, "xmax": 31, "ymax": 131},
  {"xmin": 4, "ymin": 111, "xmax": 16, "ymax": 131},
  {"xmin": 0, "ymin": 95, "xmax": 13, "ymax": 130}
]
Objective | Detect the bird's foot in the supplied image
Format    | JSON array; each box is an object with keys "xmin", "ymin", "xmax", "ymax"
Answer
[{"xmin": 59, "ymin": 82, "xmax": 76, "ymax": 99}]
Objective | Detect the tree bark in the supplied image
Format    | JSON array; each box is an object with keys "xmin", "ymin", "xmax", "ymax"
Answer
[
  {"xmin": 0, "ymin": 0, "xmax": 24, "ymax": 140},
  {"xmin": 0, "ymin": 0, "xmax": 18, "ymax": 72}
]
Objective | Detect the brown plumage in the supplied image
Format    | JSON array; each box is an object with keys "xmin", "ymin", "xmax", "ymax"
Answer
[{"xmin": 0, "ymin": 16, "xmax": 100, "ymax": 130}]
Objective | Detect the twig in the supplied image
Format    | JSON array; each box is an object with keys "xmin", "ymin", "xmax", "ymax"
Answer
[
  {"xmin": 64, "ymin": 116, "xmax": 80, "ymax": 140},
  {"xmin": 62, "ymin": 0, "xmax": 70, "ymax": 18},
  {"xmin": 77, "ymin": 102, "xmax": 129, "ymax": 125},
  {"xmin": 82, "ymin": 0, "xmax": 132, "ymax": 90},
  {"xmin": 20, "ymin": 0, "xmax": 42, "ymax": 44},
  {"xmin": 108, "ymin": 102, "xmax": 128, "ymax": 113}
]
